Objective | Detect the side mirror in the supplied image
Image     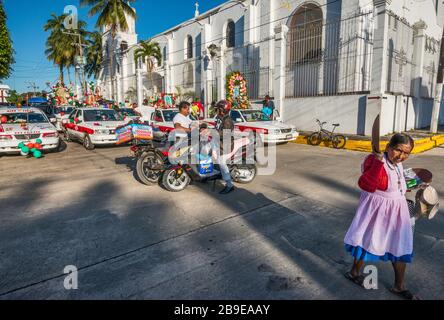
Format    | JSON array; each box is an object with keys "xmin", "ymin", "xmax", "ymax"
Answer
[
  {"xmin": 236, "ymin": 118, "xmax": 242, "ymax": 123},
  {"xmin": 50, "ymin": 118, "xmax": 56, "ymax": 123}
]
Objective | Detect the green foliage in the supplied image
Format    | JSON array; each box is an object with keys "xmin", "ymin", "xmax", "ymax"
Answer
[
  {"xmin": 6, "ymin": 89, "xmax": 20, "ymax": 105},
  {"xmin": 0, "ymin": 1, "xmax": 14, "ymax": 80},
  {"xmin": 85, "ymin": 31, "xmax": 103, "ymax": 78},
  {"xmin": 134, "ymin": 40, "xmax": 162, "ymax": 74},
  {"xmin": 44, "ymin": 13, "xmax": 88, "ymax": 82},
  {"xmin": 80, "ymin": 0, "xmax": 137, "ymax": 37}
]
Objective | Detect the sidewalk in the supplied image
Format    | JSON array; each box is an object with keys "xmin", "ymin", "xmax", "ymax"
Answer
[{"xmin": 294, "ymin": 126, "xmax": 444, "ymax": 154}]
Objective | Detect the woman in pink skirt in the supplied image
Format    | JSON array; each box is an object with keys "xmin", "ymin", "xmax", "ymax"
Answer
[{"xmin": 344, "ymin": 133, "xmax": 419, "ymax": 300}]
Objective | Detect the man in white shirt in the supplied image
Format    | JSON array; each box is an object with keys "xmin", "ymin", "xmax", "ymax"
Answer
[
  {"xmin": 135, "ymin": 103, "xmax": 155, "ymax": 123},
  {"xmin": 173, "ymin": 101, "xmax": 193, "ymax": 132}
]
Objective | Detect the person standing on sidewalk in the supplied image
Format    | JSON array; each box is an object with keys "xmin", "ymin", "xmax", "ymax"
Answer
[
  {"xmin": 214, "ymin": 100, "xmax": 235, "ymax": 195},
  {"xmin": 263, "ymin": 95, "xmax": 275, "ymax": 119},
  {"xmin": 343, "ymin": 133, "xmax": 419, "ymax": 300}
]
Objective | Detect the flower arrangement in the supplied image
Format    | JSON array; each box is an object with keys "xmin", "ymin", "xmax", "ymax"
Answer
[
  {"xmin": 148, "ymin": 93, "xmax": 177, "ymax": 109},
  {"xmin": 226, "ymin": 71, "xmax": 249, "ymax": 109}
]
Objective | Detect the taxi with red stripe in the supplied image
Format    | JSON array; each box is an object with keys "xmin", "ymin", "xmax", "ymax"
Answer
[
  {"xmin": 0, "ymin": 107, "xmax": 60, "ymax": 154},
  {"xmin": 63, "ymin": 107, "xmax": 127, "ymax": 150},
  {"xmin": 205, "ymin": 109, "xmax": 299, "ymax": 144},
  {"xmin": 149, "ymin": 108, "xmax": 198, "ymax": 141}
]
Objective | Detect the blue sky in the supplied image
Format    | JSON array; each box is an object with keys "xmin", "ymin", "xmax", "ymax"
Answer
[{"xmin": 2, "ymin": 0, "xmax": 226, "ymax": 93}]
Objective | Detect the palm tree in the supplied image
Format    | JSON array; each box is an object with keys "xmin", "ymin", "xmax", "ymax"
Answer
[
  {"xmin": 134, "ymin": 40, "xmax": 162, "ymax": 79},
  {"xmin": 85, "ymin": 31, "xmax": 103, "ymax": 78},
  {"xmin": 80, "ymin": 0, "xmax": 137, "ymax": 100},
  {"xmin": 44, "ymin": 14, "xmax": 88, "ymax": 83}
]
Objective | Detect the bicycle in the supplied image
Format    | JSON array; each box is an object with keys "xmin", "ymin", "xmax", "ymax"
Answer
[{"xmin": 308, "ymin": 119, "xmax": 347, "ymax": 149}]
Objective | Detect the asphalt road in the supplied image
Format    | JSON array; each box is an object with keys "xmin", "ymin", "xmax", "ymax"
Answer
[{"xmin": 0, "ymin": 141, "xmax": 443, "ymax": 299}]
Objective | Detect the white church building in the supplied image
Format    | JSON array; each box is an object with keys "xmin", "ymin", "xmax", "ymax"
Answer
[{"xmin": 97, "ymin": 0, "xmax": 444, "ymax": 135}]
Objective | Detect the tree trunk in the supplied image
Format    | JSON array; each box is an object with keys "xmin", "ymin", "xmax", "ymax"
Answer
[{"xmin": 59, "ymin": 64, "xmax": 64, "ymax": 83}]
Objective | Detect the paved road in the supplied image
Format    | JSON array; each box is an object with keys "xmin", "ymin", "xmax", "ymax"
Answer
[{"xmin": 0, "ymin": 141, "xmax": 443, "ymax": 299}]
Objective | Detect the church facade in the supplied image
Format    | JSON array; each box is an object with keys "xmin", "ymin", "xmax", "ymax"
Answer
[{"xmin": 97, "ymin": 0, "xmax": 444, "ymax": 135}]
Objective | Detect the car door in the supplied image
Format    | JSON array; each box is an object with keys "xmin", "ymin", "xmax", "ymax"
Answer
[{"xmin": 67, "ymin": 109, "xmax": 82, "ymax": 139}]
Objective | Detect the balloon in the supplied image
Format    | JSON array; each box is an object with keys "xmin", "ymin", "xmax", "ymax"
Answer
[
  {"xmin": 34, "ymin": 143, "xmax": 42, "ymax": 149},
  {"xmin": 33, "ymin": 150, "xmax": 42, "ymax": 158},
  {"xmin": 21, "ymin": 146, "xmax": 30, "ymax": 156},
  {"xmin": 1, "ymin": 115, "xmax": 7, "ymax": 123},
  {"xmin": 36, "ymin": 139, "xmax": 42, "ymax": 144},
  {"xmin": 26, "ymin": 143, "xmax": 35, "ymax": 149},
  {"xmin": 31, "ymin": 148, "xmax": 36, "ymax": 153},
  {"xmin": 18, "ymin": 142, "xmax": 25, "ymax": 148}
]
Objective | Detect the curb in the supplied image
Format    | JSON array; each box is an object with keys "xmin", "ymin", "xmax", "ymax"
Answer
[{"xmin": 293, "ymin": 134, "xmax": 444, "ymax": 154}]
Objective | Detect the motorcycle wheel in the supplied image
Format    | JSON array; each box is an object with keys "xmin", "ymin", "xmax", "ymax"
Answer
[
  {"xmin": 162, "ymin": 169, "xmax": 191, "ymax": 192},
  {"xmin": 136, "ymin": 150, "xmax": 164, "ymax": 185},
  {"xmin": 231, "ymin": 165, "xmax": 257, "ymax": 184}
]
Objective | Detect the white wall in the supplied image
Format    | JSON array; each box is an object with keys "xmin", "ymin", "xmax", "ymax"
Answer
[{"xmin": 282, "ymin": 94, "xmax": 369, "ymax": 134}]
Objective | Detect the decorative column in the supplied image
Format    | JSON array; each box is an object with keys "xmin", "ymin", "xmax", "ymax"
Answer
[
  {"xmin": 136, "ymin": 59, "xmax": 143, "ymax": 106},
  {"xmin": 370, "ymin": 0, "xmax": 392, "ymax": 94},
  {"xmin": 219, "ymin": 45, "xmax": 226, "ymax": 100},
  {"xmin": 273, "ymin": 24, "xmax": 289, "ymax": 121}
]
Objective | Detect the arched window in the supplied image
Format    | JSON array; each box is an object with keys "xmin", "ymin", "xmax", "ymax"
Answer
[
  {"xmin": 226, "ymin": 21, "xmax": 235, "ymax": 48},
  {"xmin": 186, "ymin": 35, "xmax": 193, "ymax": 59},
  {"xmin": 288, "ymin": 4, "xmax": 323, "ymax": 66},
  {"xmin": 183, "ymin": 62, "xmax": 194, "ymax": 87}
]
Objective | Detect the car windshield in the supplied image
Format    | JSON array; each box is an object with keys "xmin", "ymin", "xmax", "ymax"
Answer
[
  {"xmin": 0, "ymin": 112, "xmax": 48, "ymax": 124},
  {"xmin": 241, "ymin": 110, "xmax": 272, "ymax": 122},
  {"xmin": 119, "ymin": 108, "xmax": 137, "ymax": 117},
  {"xmin": 54, "ymin": 107, "xmax": 74, "ymax": 114},
  {"xmin": 84, "ymin": 109, "xmax": 120, "ymax": 122}
]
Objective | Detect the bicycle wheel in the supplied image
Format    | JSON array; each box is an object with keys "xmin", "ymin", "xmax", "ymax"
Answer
[
  {"xmin": 308, "ymin": 132, "xmax": 323, "ymax": 146},
  {"xmin": 332, "ymin": 135, "xmax": 347, "ymax": 149}
]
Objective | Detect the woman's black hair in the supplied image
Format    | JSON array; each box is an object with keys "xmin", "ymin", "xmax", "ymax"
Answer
[{"xmin": 388, "ymin": 133, "xmax": 414, "ymax": 149}]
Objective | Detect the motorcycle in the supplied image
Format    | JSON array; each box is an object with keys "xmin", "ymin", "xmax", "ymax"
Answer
[{"xmin": 133, "ymin": 131, "xmax": 257, "ymax": 192}]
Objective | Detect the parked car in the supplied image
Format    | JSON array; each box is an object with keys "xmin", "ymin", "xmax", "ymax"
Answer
[
  {"xmin": 63, "ymin": 107, "xmax": 126, "ymax": 150},
  {"xmin": 205, "ymin": 109, "xmax": 299, "ymax": 144},
  {"xmin": 149, "ymin": 108, "xmax": 198, "ymax": 140},
  {"xmin": 118, "ymin": 108, "xmax": 139, "ymax": 122},
  {"xmin": 50, "ymin": 105, "xmax": 76, "ymax": 131},
  {"xmin": 0, "ymin": 107, "xmax": 60, "ymax": 154}
]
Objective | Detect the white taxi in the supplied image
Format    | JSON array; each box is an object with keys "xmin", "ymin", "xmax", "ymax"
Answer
[
  {"xmin": 0, "ymin": 107, "xmax": 60, "ymax": 154},
  {"xmin": 150, "ymin": 108, "xmax": 198, "ymax": 140},
  {"xmin": 205, "ymin": 109, "xmax": 299, "ymax": 144},
  {"xmin": 51, "ymin": 105, "xmax": 76, "ymax": 131},
  {"xmin": 63, "ymin": 107, "xmax": 126, "ymax": 150}
]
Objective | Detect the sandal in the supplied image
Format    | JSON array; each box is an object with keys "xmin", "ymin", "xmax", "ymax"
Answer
[
  {"xmin": 389, "ymin": 288, "xmax": 421, "ymax": 300},
  {"xmin": 344, "ymin": 272, "xmax": 366, "ymax": 288}
]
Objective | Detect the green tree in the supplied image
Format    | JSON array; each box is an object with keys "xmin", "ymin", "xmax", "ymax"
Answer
[
  {"xmin": 0, "ymin": 0, "xmax": 14, "ymax": 80},
  {"xmin": 85, "ymin": 31, "xmax": 103, "ymax": 78},
  {"xmin": 134, "ymin": 40, "xmax": 162, "ymax": 77},
  {"xmin": 81, "ymin": 0, "xmax": 137, "ymax": 100},
  {"xmin": 6, "ymin": 89, "xmax": 20, "ymax": 105},
  {"xmin": 44, "ymin": 13, "xmax": 88, "ymax": 83}
]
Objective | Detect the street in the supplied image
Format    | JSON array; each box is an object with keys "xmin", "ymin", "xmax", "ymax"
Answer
[{"xmin": 0, "ymin": 142, "xmax": 443, "ymax": 299}]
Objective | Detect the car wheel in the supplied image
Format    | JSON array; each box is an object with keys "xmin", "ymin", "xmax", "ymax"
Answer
[
  {"xmin": 64, "ymin": 129, "xmax": 71, "ymax": 142},
  {"xmin": 83, "ymin": 134, "xmax": 95, "ymax": 150}
]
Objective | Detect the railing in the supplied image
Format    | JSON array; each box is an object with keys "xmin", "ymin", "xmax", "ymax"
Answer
[{"xmin": 285, "ymin": 11, "xmax": 374, "ymax": 98}]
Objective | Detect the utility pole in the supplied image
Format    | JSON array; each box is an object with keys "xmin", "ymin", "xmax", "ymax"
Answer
[
  {"xmin": 25, "ymin": 81, "xmax": 39, "ymax": 97},
  {"xmin": 63, "ymin": 31, "xmax": 88, "ymax": 101}
]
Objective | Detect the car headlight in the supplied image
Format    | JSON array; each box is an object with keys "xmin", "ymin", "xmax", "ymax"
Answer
[
  {"xmin": 95, "ymin": 129, "xmax": 109, "ymax": 134},
  {"xmin": 272, "ymin": 129, "xmax": 281, "ymax": 134},
  {"xmin": 292, "ymin": 128, "xmax": 297, "ymax": 133}
]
